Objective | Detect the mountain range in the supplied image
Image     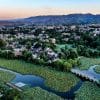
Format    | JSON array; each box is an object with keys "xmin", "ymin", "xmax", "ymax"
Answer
[{"xmin": 0, "ymin": 14, "xmax": 100, "ymax": 26}]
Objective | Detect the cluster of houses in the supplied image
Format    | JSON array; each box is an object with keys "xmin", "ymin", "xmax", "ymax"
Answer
[
  {"xmin": 0, "ymin": 24, "xmax": 100, "ymax": 61},
  {"xmin": 0, "ymin": 27, "xmax": 58, "ymax": 62}
]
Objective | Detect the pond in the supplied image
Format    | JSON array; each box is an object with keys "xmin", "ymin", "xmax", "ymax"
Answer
[
  {"xmin": 0, "ymin": 67, "xmax": 82, "ymax": 99},
  {"xmin": 0, "ymin": 65, "xmax": 99, "ymax": 99}
]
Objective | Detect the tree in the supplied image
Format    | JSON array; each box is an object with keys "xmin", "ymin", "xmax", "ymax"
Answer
[
  {"xmin": 2, "ymin": 89, "xmax": 21, "ymax": 100},
  {"xmin": 69, "ymin": 49, "xmax": 78, "ymax": 59},
  {"xmin": 63, "ymin": 61, "xmax": 72, "ymax": 71},
  {"xmin": 53, "ymin": 59, "xmax": 64, "ymax": 71},
  {"xmin": 0, "ymin": 39, "xmax": 6, "ymax": 49},
  {"xmin": 22, "ymin": 50, "xmax": 32, "ymax": 61},
  {"xmin": 26, "ymin": 41, "xmax": 32, "ymax": 50}
]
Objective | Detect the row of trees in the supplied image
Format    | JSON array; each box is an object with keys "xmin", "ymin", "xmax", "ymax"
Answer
[
  {"xmin": 0, "ymin": 48, "xmax": 80, "ymax": 72},
  {"xmin": 0, "ymin": 50, "xmax": 15, "ymax": 59},
  {"xmin": 58, "ymin": 48, "xmax": 78, "ymax": 59},
  {"xmin": 77, "ymin": 45, "xmax": 100, "ymax": 57},
  {"xmin": 51, "ymin": 59, "xmax": 79, "ymax": 72},
  {"xmin": 22, "ymin": 50, "xmax": 79, "ymax": 72}
]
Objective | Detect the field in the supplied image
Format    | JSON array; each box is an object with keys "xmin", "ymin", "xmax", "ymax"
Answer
[
  {"xmin": 22, "ymin": 87, "xmax": 63, "ymax": 100},
  {"xmin": 79, "ymin": 57, "xmax": 100, "ymax": 70},
  {"xmin": 75, "ymin": 81, "xmax": 100, "ymax": 100},
  {"xmin": 0, "ymin": 58, "xmax": 79, "ymax": 92},
  {"xmin": 0, "ymin": 70, "xmax": 15, "ymax": 82}
]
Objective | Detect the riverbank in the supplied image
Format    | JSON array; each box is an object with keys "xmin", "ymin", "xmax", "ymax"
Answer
[
  {"xmin": 94, "ymin": 65, "xmax": 100, "ymax": 74},
  {"xmin": 0, "ymin": 58, "xmax": 79, "ymax": 92},
  {"xmin": 0, "ymin": 57, "xmax": 100, "ymax": 99},
  {"xmin": 0, "ymin": 66, "xmax": 82, "ymax": 99},
  {"xmin": 22, "ymin": 87, "xmax": 63, "ymax": 100},
  {"xmin": 79, "ymin": 57, "xmax": 100, "ymax": 70},
  {"xmin": 75, "ymin": 81, "xmax": 100, "ymax": 100},
  {"xmin": 0, "ymin": 70, "xmax": 15, "ymax": 82}
]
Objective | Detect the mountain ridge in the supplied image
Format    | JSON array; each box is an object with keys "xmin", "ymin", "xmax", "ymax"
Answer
[{"xmin": 0, "ymin": 13, "xmax": 100, "ymax": 25}]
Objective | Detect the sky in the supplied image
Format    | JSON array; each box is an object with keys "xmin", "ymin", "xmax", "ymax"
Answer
[{"xmin": 0, "ymin": 0, "xmax": 100, "ymax": 19}]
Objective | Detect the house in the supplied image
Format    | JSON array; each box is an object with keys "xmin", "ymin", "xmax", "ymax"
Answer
[
  {"xmin": 13, "ymin": 47, "xmax": 25, "ymax": 56},
  {"xmin": 50, "ymin": 38, "xmax": 56, "ymax": 44}
]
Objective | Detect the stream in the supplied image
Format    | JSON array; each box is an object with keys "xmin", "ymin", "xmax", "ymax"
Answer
[{"xmin": 0, "ymin": 65, "xmax": 100, "ymax": 99}]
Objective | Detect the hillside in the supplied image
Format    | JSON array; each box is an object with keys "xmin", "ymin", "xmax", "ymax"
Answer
[{"xmin": 0, "ymin": 14, "xmax": 100, "ymax": 25}]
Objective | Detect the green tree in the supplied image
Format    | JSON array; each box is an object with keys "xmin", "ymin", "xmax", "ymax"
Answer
[
  {"xmin": 0, "ymin": 39, "xmax": 6, "ymax": 49},
  {"xmin": 53, "ymin": 59, "xmax": 64, "ymax": 71},
  {"xmin": 63, "ymin": 61, "xmax": 72, "ymax": 71},
  {"xmin": 22, "ymin": 50, "xmax": 32, "ymax": 61}
]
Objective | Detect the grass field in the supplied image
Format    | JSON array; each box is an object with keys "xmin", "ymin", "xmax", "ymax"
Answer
[
  {"xmin": 75, "ymin": 81, "xmax": 100, "ymax": 100},
  {"xmin": 22, "ymin": 87, "xmax": 63, "ymax": 100},
  {"xmin": 0, "ymin": 58, "xmax": 79, "ymax": 92},
  {"xmin": 79, "ymin": 57, "xmax": 100, "ymax": 70},
  {"xmin": 0, "ymin": 70, "xmax": 15, "ymax": 82}
]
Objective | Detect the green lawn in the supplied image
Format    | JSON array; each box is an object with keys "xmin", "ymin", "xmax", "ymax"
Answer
[
  {"xmin": 55, "ymin": 44, "xmax": 72, "ymax": 52},
  {"xmin": 0, "ymin": 70, "xmax": 15, "ymax": 82},
  {"xmin": 75, "ymin": 82, "xmax": 100, "ymax": 100},
  {"xmin": 22, "ymin": 87, "xmax": 63, "ymax": 100},
  {"xmin": 79, "ymin": 57, "xmax": 100, "ymax": 70},
  {"xmin": 0, "ymin": 58, "xmax": 79, "ymax": 92},
  {"xmin": 94, "ymin": 65, "xmax": 100, "ymax": 74}
]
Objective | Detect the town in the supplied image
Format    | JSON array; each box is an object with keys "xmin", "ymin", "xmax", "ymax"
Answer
[{"xmin": 0, "ymin": 23, "xmax": 100, "ymax": 100}]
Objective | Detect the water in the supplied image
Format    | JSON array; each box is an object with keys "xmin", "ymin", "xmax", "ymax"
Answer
[
  {"xmin": 12, "ymin": 74, "xmax": 83, "ymax": 99},
  {"xmin": 12, "ymin": 75, "xmax": 44, "ymax": 87},
  {"xmin": 0, "ymin": 67, "xmax": 83, "ymax": 99},
  {"xmin": 12, "ymin": 77, "xmax": 83, "ymax": 99},
  {"xmin": 0, "ymin": 65, "xmax": 99, "ymax": 99}
]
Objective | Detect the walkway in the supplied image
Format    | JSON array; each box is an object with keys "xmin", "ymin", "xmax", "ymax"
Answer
[{"xmin": 71, "ymin": 65, "xmax": 100, "ymax": 84}]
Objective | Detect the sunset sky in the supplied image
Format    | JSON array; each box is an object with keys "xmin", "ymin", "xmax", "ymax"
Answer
[{"xmin": 0, "ymin": 0, "xmax": 100, "ymax": 19}]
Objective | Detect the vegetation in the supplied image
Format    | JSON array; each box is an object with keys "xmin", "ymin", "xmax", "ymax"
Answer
[
  {"xmin": 0, "ymin": 70, "xmax": 15, "ymax": 82},
  {"xmin": 55, "ymin": 44, "xmax": 72, "ymax": 52},
  {"xmin": 77, "ymin": 45, "xmax": 100, "ymax": 58},
  {"xmin": 1, "ymin": 89, "xmax": 22, "ymax": 100},
  {"xmin": 51, "ymin": 59, "xmax": 79, "ymax": 72},
  {"xmin": 0, "ymin": 50, "xmax": 15, "ymax": 59},
  {"xmin": 75, "ymin": 82, "xmax": 100, "ymax": 100},
  {"xmin": 0, "ymin": 58, "xmax": 79, "ymax": 92},
  {"xmin": 79, "ymin": 57, "xmax": 100, "ymax": 70},
  {"xmin": 0, "ymin": 24, "xmax": 100, "ymax": 99},
  {"xmin": 0, "ymin": 39, "xmax": 6, "ymax": 49},
  {"xmin": 94, "ymin": 65, "xmax": 100, "ymax": 74},
  {"xmin": 0, "ymin": 82, "xmax": 22, "ymax": 100},
  {"xmin": 22, "ymin": 87, "xmax": 63, "ymax": 100}
]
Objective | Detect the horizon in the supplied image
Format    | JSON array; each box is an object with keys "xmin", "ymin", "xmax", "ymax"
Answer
[
  {"xmin": 0, "ymin": 13, "xmax": 100, "ymax": 20},
  {"xmin": 0, "ymin": 0, "xmax": 100, "ymax": 19}
]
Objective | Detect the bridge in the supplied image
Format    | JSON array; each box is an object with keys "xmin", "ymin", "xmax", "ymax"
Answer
[
  {"xmin": 6, "ymin": 83, "xmax": 22, "ymax": 92},
  {"xmin": 71, "ymin": 66, "xmax": 100, "ymax": 84}
]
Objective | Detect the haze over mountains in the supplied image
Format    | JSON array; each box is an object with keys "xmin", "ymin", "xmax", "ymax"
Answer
[{"xmin": 0, "ymin": 14, "xmax": 100, "ymax": 26}]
